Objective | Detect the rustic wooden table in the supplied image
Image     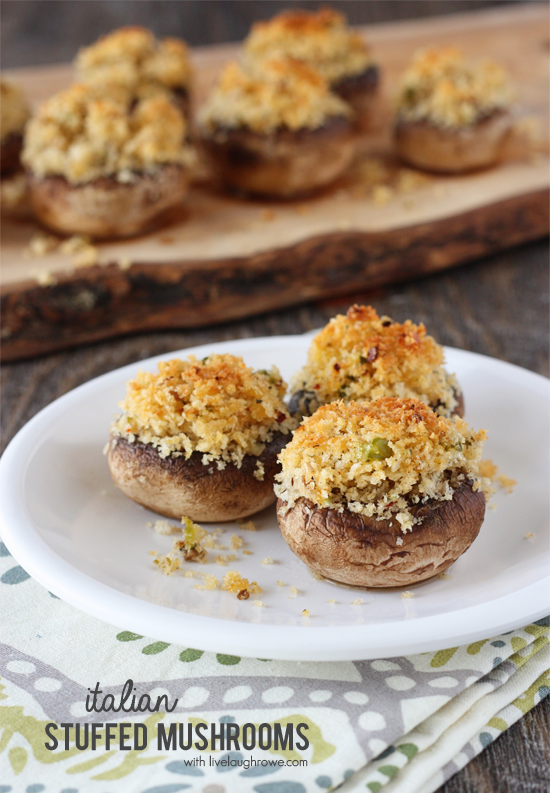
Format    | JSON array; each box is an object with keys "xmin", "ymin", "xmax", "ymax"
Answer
[{"xmin": 1, "ymin": 2, "xmax": 549, "ymax": 789}]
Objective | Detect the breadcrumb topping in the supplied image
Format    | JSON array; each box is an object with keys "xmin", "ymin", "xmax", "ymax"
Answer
[
  {"xmin": 112, "ymin": 353, "xmax": 296, "ymax": 465},
  {"xmin": 243, "ymin": 9, "xmax": 373, "ymax": 84},
  {"xmin": 150, "ymin": 519, "xmax": 178, "ymax": 535},
  {"xmin": 199, "ymin": 59, "xmax": 350, "ymax": 135},
  {"xmin": 396, "ymin": 48, "xmax": 512, "ymax": 129},
  {"xmin": 75, "ymin": 27, "xmax": 191, "ymax": 99},
  {"xmin": 23, "ymin": 84, "xmax": 193, "ymax": 184},
  {"xmin": 222, "ymin": 570, "xmax": 262, "ymax": 599},
  {"xmin": 275, "ymin": 398, "xmax": 490, "ymax": 532},
  {"xmin": 479, "ymin": 459, "xmax": 516, "ymax": 493},
  {"xmin": 291, "ymin": 305, "xmax": 459, "ymax": 416},
  {"xmin": 195, "ymin": 574, "xmax": 220, "ymax": 591},
  {"xmin": 1, "ymin": 79, "xmax": 30, "ymax": 142}
]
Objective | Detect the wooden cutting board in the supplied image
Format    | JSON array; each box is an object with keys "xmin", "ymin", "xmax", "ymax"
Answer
[{"xmin": 1, "ymin": 3, "xmax": 548, "ymax": 361}]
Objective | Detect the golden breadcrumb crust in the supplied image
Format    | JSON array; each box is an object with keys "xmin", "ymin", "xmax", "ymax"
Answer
[
  {"xmin": 1, "ymin": 79, "xmax": 30, "ymax": 142},
  {"xmin": 243, "ymin": 9, "xmax": 373, "ymax": 84},
  {"xmin": 291, "ymin": 305, "xmax": 459, "ymax": 415},
  {"xmin": 75, "ymin": 26, "xmax": 191, "ymax": 99},
  {"xmin": 23, "ymin": 84, "xmax": 193, "ymax": 183},
  {"xmin": 199, "ymin": 58, "xmax": 350, "ymax": 134},
  {"xmin": 275, "ymin": 398, "xmax": 491, "ymax": 531},
  {"xmin": 112, "ymin": 353, "xmax": 297, "ymax": 465},
  {"xmin": 396, "ymin": 48, "xmax": 512, "ymax": 128}
]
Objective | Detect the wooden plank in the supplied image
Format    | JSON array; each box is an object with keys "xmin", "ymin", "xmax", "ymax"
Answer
[{"xmin": 1, "ymin": 3, "xmax": 549, "ymax": 359}]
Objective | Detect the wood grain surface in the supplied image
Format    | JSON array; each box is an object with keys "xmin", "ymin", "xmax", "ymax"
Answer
[{"xmin": 1, "ymin": 3, "xmax": 549, "ymax": 359}]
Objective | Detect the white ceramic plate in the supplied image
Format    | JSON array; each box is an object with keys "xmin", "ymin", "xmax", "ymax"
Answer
[{"xmin": 1, "ymin": 335, "xmax": 549, "ymax": 661}]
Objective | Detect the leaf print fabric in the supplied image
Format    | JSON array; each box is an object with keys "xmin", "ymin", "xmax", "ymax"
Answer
[{"xmin": 0, "ymin": 543, "xmax": 548, "ymax": 792}]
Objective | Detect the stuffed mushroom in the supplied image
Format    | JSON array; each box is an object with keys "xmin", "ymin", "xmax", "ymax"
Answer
[
  {"xmin": 289, "ymin": 305, "xmax": 463, "ymax": 419},
  {"xmin": 198, "ymin": 58, "xmax": 355, "ymax": 198},
  {"xmin": 22, "ymin": 84, "xmax": 194, "ymax": 239},
  {"xmin": 74, "ymin": 26, "xmax": 193, "ymax": 118},
  {"xmin": 243, "ymin": 8, "xmax": 379, "ymax": 131},
  {"xmin": 276, "ymin": 398, "xmax": 491, "ymax": 587},
  {"xmin": 394, "ymin": 48, "xmax": 513, "ymax": 173},
  {"xmin": 108, "ymin": 354, "xmax": 297, "ymax": 522}
]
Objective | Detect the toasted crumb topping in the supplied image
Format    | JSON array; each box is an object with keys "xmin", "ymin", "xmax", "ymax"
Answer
[
  {"xmin": 1, "ymin": 79, "xmax": 30, "ymax": 142},
  {"xmin": 479, "ymin": 458, "xmax": 516, "ymax": 493},
  {"xmin": 222, "ymin": 570, "xmax": 262, "ymax": 599},
  {"xmin": 275, "ymin": 398, "xmax": 490, "ymax": 532},
  {"xmin": 23, "ymin": 84, "xmax": 193, "ymax": 184},
  {"xmin": 291, "ymin": 305, "xmax": 459, "ymax": 416},
  {"xmin": 243, "ymin": 9, "xmax": 373, "ymax": 84},
  {"xmin": 75, "ymin": 27, "xmax": 191, "ymax": 99},
  {"xmin": 396, "ymin": 48, "xmax": 512, "ymax": 129},
  {"xmin": 199, "ymin": 59, "xmax": 350, "ymax": 135},
  {"xmin": 112, "ymin": 353, "xmax": 296, "ymax": 465},
  {"xmin": 195, "ymin": 574, "xmax": 220, "ymax": 591},
  {"xmin": 150, "ymin": 519, "xmax": 178, "ymax": 535}
]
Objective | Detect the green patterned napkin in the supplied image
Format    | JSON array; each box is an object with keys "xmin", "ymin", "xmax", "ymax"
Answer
[{"xmin": 1, "ymin": 540, "xmax": 548, "ymax": 793}]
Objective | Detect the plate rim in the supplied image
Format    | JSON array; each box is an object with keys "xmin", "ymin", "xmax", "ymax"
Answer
[{"xmin": 1, "ymin": 335, "xmax": 549, "ymax": 661}]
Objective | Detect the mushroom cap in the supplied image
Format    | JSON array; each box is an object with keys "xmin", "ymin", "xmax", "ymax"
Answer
[
  {"xmin": 276, "ymin": 480, "xmax": 485, "ymax": 587},
  {"xmin": 201, "ymin": 117, "xmax": 355, "ymax": 198},
  {"xmin": 1, "ymin": 132, "xmax": 24, "ymax": 177},
  {"xmin": 28, "ymin": 163, "xmax": 188, "ymax": 239},
  {"xmin": 395, "ymin": 109, "xmax": 512, "ymax": 173},
  {"xmin": 332, "ymin": 65, "xmax": 380, "ymax": 131},
  {"xmin": 108, "ymin": 431, "xmax": 289, "ymax": 522}
]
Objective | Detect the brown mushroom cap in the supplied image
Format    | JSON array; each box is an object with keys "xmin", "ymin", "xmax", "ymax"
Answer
[
  {"xmin": 332, "ymin": 65, "xmax": 380, "ymax": 131},
  {"xmin": 395, "ymin": 109, "xmax": 512, "ymax": 173},
  {"xmin": 201, "ymin": 117, "xmax": 355, "ymax": 198},
  {"xmin": 277, "ymin": 480, "xmax": 485, "ymax": 587},
  {"xmin": 28, "ymin": 163, "xmax": 188, "ymax": 239},
  {"xmin": 108, "ymin": 431, "xmax": 289, "ymax": 522},
  {"xmin": 1, "ymin": 133, "xmax": 24, "ymax": 177}
]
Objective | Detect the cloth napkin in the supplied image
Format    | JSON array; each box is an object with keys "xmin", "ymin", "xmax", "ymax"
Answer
[{"xmin": 1, "ymin": 540, "xmax": 548, "ymax": 793}]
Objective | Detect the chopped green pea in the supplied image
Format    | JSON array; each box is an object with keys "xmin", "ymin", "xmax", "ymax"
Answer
[{"xmin": 361, "ymin": 438, "xmax": 393, "ymax": 461}]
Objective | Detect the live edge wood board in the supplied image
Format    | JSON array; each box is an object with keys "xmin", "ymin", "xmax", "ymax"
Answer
[{"xmin": 1, "ymin": 4, "xmax": 549, "ymax": 361}]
